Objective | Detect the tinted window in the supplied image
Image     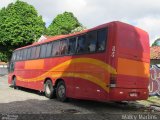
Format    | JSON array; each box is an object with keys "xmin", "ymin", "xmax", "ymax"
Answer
[
  {"xmin": 11, "ymin": 52, "xmax": 16, "ymax": 61},
  {"xmin": 52, "ymin": 41, "xmax": 60, "ymax": 56},
  {"xmin": 16, "ymin": 51, "xmax": 20, "ymax": 60},
  {"xmin": 22, "ymin": 49, "xmax": 27, "ymax": 60},
  {"xmin": 19, "ymin": 50, "xmax": 23, "ymax": 60},
  {"xmin": 17, "ymin": 51, "xmax": 21, "ymax": 61},
  {"xmin": 87, "ymin": 31, "xmax": 97, "ymax": 52},
  {"xmin": 76, "ymin": 35, "xmax": 87, "ymax": 54},
  {"xmin": 31, "ymin": 47, "xmax": 36, "ymax": 59},
  {"xmin": 35, "ymin": 46, "xmax": 40, "ymax": 58},
  {"xmin": 97, "ymin": 29, "xmax": 107, "ymax": 51},
  {"xmin": 46, "ymin": 43, "xmax": 52, "ymax": 57},
  {"xmin": 59, "ymin": 39, "xmax": 68, "ymax": 55},
  {"xmin": 26, "ymin": 48, "xmax": 31, "ymax": 60},
  {"xmin": 68, "ymin": 37, "xmax": 77, "ymax": 54},
  {"xmin": 40, "ymin": 44, "xmax": 47, "ymax": 58}
]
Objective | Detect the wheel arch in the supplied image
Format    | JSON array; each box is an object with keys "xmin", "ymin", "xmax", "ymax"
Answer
[
  {"xmin": 12, "ymin": 75, "xmax": 16, "ymax": 80},
  {"xmin": 43, "ymin": 77, "xmax": 64, "ymax": 89},
  {"xmin": 54, "ymin": 78, "xmax": 64, "ymax": 88},
  {"xmin": 44, "ymin": 77, "xmax": 53, "ymax": 84}
]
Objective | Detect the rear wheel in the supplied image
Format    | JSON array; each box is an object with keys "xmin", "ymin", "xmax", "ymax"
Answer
[
  {"xmin": 56, "ymin": 81, "xmax": 68, "ymax": 102},
  {"xmin": 44, "ymin": 80, "xmax": 56, "ymax": 99}
]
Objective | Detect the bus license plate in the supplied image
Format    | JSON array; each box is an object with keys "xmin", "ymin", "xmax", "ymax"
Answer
[{"xmin": 130, "ymin": 93, "xmax": 138, "ymax": 97}]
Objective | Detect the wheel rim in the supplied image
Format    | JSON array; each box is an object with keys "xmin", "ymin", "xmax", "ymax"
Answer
[
  {"xmin": 12, "ymin": 80, "xmax": 14, "ymax": 86},
  {"xmin": 46, "ymin": 84, "xmax": 51, "ymax": 95},
  {"xmin": 58, "ymin": 85, "xmax": 65, "ymax": 98},
  {"xmin": 12, "ymin": 78, "xmax": 16, "ymax": 86}
]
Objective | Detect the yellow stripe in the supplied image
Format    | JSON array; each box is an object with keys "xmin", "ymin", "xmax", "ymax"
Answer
[
  {"xmin": 18, "ymin": 58, "xmax": 116, "ymax": 82},
  {"xmin": 17, "ymin": 72, "xmax": 109, "ymax": 92},
  {"xmin": 69, "ymin": 58, "xmax": 117, "ymax": 74},
  {"xmin": 17, "ymin": 58, "xmax": 116, "ymax": 92}
]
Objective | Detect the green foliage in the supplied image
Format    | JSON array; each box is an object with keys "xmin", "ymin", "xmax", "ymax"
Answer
[
  {"xmin": 0, "ymin": 0, "xmax": 45, "ymax": 61},
  {"xmin": 71, "ymin": 26, "xmax": 86, "ymax": 33},
  {"xmin": 0, "ymin": 52, "xmax": 8, "ymax": 62},
  {"xmin": 152, "ymin": 42, "xmax": 156, "ymax": 47},
  {"xmin": 46, "ymin": 12, "xmax": 82, "ymax": 36},
  {"xmin": 152, "ymin": 38, "xmax": 160, "ymax": 46}
]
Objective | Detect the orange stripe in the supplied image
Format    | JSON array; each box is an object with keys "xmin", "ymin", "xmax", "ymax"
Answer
[
  {"xmin": 17, "ymin": 58, "xmax": 117, "ymax": 93},
  {"xmin": 25, "ymin": 59, "xmax": 44, "ymax": 69},
  {"xmin": 17, "ymin": 72, "xmax": 109, "ymax": 92},
  {"xmin": 117, "ymin": 58, "xmax": 149, "ymax": 78}
]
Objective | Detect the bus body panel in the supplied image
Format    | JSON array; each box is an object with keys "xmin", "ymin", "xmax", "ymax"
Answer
[
  {"xmin": 108, "ymin": 22, "xmax": 150, "ymax": 101},
  {"xmin": 109, "ymin": 88, "xmax": 148, "ymax": 101},
  {"xmin": 8, "ymin": 53, "xmax": 111, "ymax": 101},
  {"xmin": 8, "ymin": 21, "xmax": 150, "ymax": 102},
  {"xmin": 116, "ymin": 23, "xmax": 150, "ymax": 62}
]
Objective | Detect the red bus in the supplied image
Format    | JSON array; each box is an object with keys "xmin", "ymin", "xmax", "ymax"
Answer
[{"xmin": 8, "ymin": 21, "xmax": 150, "ymax": 102}]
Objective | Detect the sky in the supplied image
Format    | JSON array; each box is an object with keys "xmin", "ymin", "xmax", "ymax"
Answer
[{"xmin": 0, "ymin": 0, "xmax": 160, "ymax": 45}]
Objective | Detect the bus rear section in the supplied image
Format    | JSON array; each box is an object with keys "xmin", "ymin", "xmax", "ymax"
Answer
[{"xmin": 109, "ymin": 22, "xmax": 150, "ymax": 101}]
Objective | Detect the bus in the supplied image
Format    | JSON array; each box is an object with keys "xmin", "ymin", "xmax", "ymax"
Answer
[{"xmin": 8, "ymin": 21, "xmax": 150, "ymax": 102}]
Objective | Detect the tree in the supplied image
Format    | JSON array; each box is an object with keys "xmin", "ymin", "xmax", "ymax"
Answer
[
  {"xmin": 71, "ymin": 26, "xmax": 86, "ymax": 33},
  {"xmin": 0, "ymin": 52, "xmax": 8, "ymax": 62},
  {"xmin": 152, "ymin": 38, "xmax": 160, "ymax": 46},
  {"xmin": 46, "ymin": 12, "xmax": 82, "ymax": 36},
  {"xmin": 0, "ymin": 1, "xmax": 46, "ymax": 62}
]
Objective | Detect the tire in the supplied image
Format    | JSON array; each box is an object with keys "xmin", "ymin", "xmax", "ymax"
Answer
[
  {"xmin": 56, "ymin": 81, "xmax": 68, "ymax": 102},
  {"xmin": 12, "ymin": 77, "xmax": 17, "ymax": 89},
  {"xmin": 44, "ymin": 80, "xmax": 56, "ymax": 99}
]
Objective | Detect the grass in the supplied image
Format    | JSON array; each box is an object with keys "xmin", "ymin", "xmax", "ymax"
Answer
[{"xmin": 137, "ymin": 96, "xmax": 160, "ymax": 107}]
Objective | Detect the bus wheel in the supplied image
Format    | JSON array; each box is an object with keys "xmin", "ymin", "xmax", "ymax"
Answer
[
  {"xmin": 44, "ymin": 80, "xmax": 56, "ymax": 99},
  {"xmin": 12, "ymin": 77, "xmax": 17, "ymax": 89},
  {"xmin": 56, "ymin": 81, "xmax": 68, "ymax": 102}
]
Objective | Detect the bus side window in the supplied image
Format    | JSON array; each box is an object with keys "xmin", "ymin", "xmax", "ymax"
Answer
[
  {"xmin": 18, "ymin": 50, "xmax": 21, "ymax": 60},
  {"xmin": 20, "ymin": 50, "xmax": 24, "ymax": 60},
  {"xmin": 31, "ymin": 47, "xmax": 36, "ymax": 59},
  {"xmin": 97, "ymin": 29, "xmax": 107, "ymax": 51},
  {"xmin": 68, "ymin": 37, "xmax": 76, "ymax": 55},
  {"xmin": 22, "ymin": 49, "xmax": 27, "ymax": 60},
  {"xmin": 26, "ymin": 48, "xmax": 31, "ymax": 60},
  {"xmin": 76, "ymin": 35, "xmax": 87, "ymax": 54},
  {"xmin": 14, "ymin": 52, "xmax": 17, "ymax": 61},
  {"xmin": 12, "ymin": 52, "xmax": 16, "ymax": 61},
  {"xmin": 35, "ymin": 46, "xmax": 40, "ymax": 58},
  {"xmin": 46, "ymin": 43, "xmax": 52, "ymax": 57},
  {"xmin": 16, "ymin": 51, "xmax": 20, "ymax": 60},
  {"xmin": 87, "ymin": 31, "xmax": 97, "ymax": 52},
  {"xmin": 52, "ymin": 41, "xmax": 60, "ymax": 56},
  {"xmin": 40, "ymin": 44, "xmax": 47, "ymax": 58},
  {"xmin": 59, "ymin": 39, "xmax": 68, "ymax": 55}
]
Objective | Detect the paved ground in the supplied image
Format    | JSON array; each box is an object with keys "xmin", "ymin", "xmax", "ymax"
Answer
[{"xmin": 0, "ymin": 75, "xmax": 160, "ymax": 120}]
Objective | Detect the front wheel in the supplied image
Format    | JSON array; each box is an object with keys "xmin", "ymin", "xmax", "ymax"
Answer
[
  {"xmin": 56, "ymin": 81, "xmax": 68, "ymax": 102},
  {"xmin": 44, "ymin": 80, "xmax": 56, "ymax": 99},
  {"xmin": 12, "ymin": 77, "xmax": 17, "ymax": 89}
]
